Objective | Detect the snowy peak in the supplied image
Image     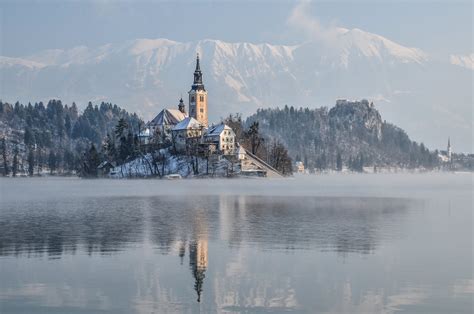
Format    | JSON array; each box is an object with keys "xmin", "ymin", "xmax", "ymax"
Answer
[
  {"xmin": 0, "ymin": 56, "xmax": 45, "ymax": 69},
  {"xmin": 450, "ymin": 53, "xmax": 474, "ymax": 70},
  {"xmin": 338, "ymin": 28, "xmax": 428, "ymax": 64},
  {"xmin": 17, "ymin": 27, "xmax": 427, "ymax": 69}
]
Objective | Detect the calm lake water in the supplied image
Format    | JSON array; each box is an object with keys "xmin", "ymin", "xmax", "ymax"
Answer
[{"xmin": 0, "ymin": 173, "xmax": 472, "ymax": 313}]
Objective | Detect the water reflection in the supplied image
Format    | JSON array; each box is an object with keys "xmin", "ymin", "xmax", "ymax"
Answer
[
  {"xmin": 0, "ymin": 198, "xmax": 146, "ymax": 257},
  {"xmin": 0, "ymin": 195, "xmax": 413, "ymax": 309},
  {"xmin": 0, "ymin": 195, "xmax": 411, "ymax": 258}
]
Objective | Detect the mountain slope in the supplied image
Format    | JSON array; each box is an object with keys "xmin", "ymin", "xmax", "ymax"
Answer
[{"xmin": 0, "ymin": 29, "xmax": 471, "ymax": 151}]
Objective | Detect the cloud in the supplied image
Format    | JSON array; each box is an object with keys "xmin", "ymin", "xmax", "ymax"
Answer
[{"xmin": 286, "ymin": 0, "xmax": 343, "ymax": 43}]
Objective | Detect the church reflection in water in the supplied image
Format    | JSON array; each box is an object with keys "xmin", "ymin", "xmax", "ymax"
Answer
[
  {"xmin": 189, "ymin": 238, "xmax": 208, "ymax": 302},
  {"xmin": 175, "ymin": 215, "xmax": 209, "ymax": 302}
]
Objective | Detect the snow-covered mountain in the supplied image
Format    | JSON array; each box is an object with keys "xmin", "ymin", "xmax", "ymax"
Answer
[{"xmin": 0, "ymin": 28, "xmax": 471, "ymax": 151}]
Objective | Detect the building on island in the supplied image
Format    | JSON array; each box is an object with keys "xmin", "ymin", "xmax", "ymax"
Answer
[
  {"xmin": 138, "ymin": 127, "xmax": 151, "ymax": 145},
  {"xmin": 171, "ymin": 117, "xmax": 204, "ymax": 151},
  {"xmin": 146, "ymin": 99, "xmax": 188, "ymax": 141},
  {"xmin": 204, "ymin": 124, "xmax": 236, "ymax": 155}
]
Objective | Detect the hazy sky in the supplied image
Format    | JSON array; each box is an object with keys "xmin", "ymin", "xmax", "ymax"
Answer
[{"xmin": 0, "ymin": 0, "xmax": 472, "ymax": 58}]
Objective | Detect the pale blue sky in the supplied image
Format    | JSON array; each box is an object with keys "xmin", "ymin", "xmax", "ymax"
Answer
[{"xmin": 0, "ymin": 0, "xmax": 472, "ymax": 58}]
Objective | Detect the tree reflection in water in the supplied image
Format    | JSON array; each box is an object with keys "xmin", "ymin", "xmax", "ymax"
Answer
[{"xmin": 0, "ymin": 194, "xmax": 411, "ymax": 304}]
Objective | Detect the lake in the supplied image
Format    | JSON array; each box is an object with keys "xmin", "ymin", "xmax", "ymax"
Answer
[{"xmin": 0, "ymin": 173, "xmax": 472, "ymax": 313}]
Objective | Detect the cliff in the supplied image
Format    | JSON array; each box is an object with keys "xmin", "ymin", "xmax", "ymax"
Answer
[{"xmin": 245, "ymin": 100, "xmax": 438, "ymax": 170}]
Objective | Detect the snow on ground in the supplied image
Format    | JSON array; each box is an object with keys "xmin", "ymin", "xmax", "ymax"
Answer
[{"xmin": 109, "ymin": 150, "xmax": 238, "ymax": 178}]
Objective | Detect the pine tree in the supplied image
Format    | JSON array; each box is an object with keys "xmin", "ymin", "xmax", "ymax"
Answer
[
  {"xmin": 115, "ymin": 118, "xmax": 128, "ymax": 139},
  {"xmin": 64, "ymin": 114, "xmax": 72, "ymax": 137},
  {"xmin": 1, "ymin": 138, "xmax": 9, "ymax": 176},
  {"xmin": 336, "ymin": 152, "xmax": 342, "ymax": 171},
  {"xmin": 48, "ymin": 151, "xmax": 57, "ymax": 174},
  {"xmin": 348, "ymin": 156, "xmax": 354, "ymax": 171},
  {"xmin": 12, "ymin": 145, "xmax": 18, "ymax": 177},
  {"xmin": 103, "ymin": 133, "xmax": 116, "ymax": 161},
  {"xmin": 82, "ymin": 144, "xmax": 100, "ymax": 177},
  {"xmin": 36, "ymin": 149, "xmax": 43, "ymax": 175},
  {"xmin": 358, "ymin": 153, "xmax": 364, "ymax": 172},
  {"xmin": 24, "ymin": 127, "xmax": 34, "ymax": 147},
  {"xmin": 27, "ymin": 149, "xmax": 35, "ymax": 176}
]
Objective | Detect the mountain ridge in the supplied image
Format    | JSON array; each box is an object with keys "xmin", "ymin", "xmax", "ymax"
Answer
[{"xmin": 1, "ymin": 28, "xmax": 471, "ymax": 151}]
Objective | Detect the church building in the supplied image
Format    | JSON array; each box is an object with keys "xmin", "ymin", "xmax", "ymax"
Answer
[{"xmin": 143, "ymin": 53, "xmax": 238, "ymax": 156}]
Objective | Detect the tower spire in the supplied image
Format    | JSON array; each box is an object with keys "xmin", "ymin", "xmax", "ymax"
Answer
[
  {"xmin": 447, "ymin": 136, "xmax": 452, "ymax": 161},
  {"xmin": 178, "ymin": 97, "xmax": 186, "ymax": 114},
  {"xmin": 193, "ymin": 53, "xmax": 204, "ymax": 87},
  {"xmin": 195, "ymin": 53, "xmax": 201, "ymax": 72}
]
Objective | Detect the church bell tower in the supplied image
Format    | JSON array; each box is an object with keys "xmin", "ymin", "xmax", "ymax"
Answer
[{"xmin": 188, "ymin": 53, "xmax": 208, "ymax": 127}]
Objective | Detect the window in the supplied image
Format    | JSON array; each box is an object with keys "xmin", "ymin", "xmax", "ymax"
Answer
[
  {"xmin": 191, "ymin": 96, "xmax": 195, "ymax": 102},
  {"xmin": 200, "ymin": 108, "xmax": 204, "ymax": 113},
  {"xmin": 200, "ymin": 95, "xmax": 204, "ymax": 102}
]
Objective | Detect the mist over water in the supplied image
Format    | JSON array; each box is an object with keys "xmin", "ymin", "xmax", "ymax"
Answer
[{"xmin": 0, "ymin": 173, "xmax": 472, "ymax": 313}]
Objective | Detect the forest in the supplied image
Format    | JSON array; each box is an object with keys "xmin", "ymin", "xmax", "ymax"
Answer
[
  {"xmin": 1, "ymin": 99, "xmax": 470, "ymax": 177},
  {"xmin": 244, "ymin": 100, "xmax": 441, "ymax": 171},
  {"xmin": 0, "ymin": 100, "xmax": 141, "ymax": 176}
]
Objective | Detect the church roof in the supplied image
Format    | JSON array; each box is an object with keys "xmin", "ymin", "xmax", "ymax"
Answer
[
  {"xmin": 148, "ymin": 109, "xmax": 187, "ymax": 127},
  {"xmin": 205, "ymin": 123, "xmax": 233, "ymax": 137},
  {"xmin": 173, "ymin": 117, "xmax": 203, "ymax": 131}
]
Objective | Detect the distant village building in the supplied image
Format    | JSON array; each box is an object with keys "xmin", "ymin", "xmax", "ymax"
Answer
[
  {"xmin": 438, "ymin": 137, "xmax": 453, "ymax": 163},
  {"xmin": 447, "ymin": 137, "xmax": 452, "ymax": 162},
  {"xmin": 97, "ymin": 161, "xmax": 116, "ymax": 176},
  {"xmin": 295, "ymin": 161, "xmax": 305, "ymax": 174}
]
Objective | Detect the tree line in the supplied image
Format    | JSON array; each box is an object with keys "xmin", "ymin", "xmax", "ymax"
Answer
[
  {"xmin": 0, "ymin": 100, "xmax": 141, "ymax": 176},
  {"xmin": 244, "ymin": 103, "xmax": 440, "ymax": 172}
]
